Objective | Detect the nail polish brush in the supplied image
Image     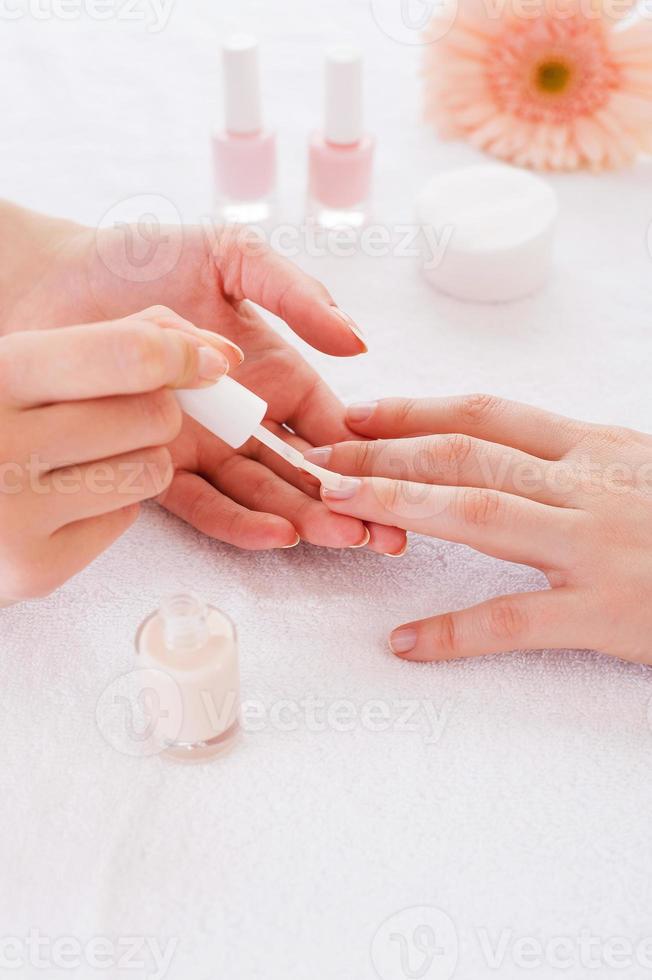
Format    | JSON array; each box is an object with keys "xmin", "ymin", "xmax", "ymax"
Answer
[{"xmin": 176, "ymin": 377, "xmax": 344, "ymax": 491}]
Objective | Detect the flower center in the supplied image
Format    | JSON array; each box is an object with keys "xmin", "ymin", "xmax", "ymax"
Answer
[
  {"xmin": 536, "ymin": 59, "xmax": 572, "ymax": 94},
  {"xmin": 486, "ymin": 15, "xmax": 620, "ymax": 124}
]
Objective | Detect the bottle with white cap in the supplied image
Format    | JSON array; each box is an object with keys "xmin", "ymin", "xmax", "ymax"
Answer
[
  {"xmin": 213, "ymin": 34, "xmax": 277, "ymax": 225},
  {"xmin": 306, "ymin": 44, "xmax": 375, "ymax": 230}
]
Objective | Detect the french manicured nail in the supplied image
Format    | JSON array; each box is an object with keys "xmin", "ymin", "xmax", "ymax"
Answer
[
  {"xmin": 281, "ymin": 534, "xmax": 301, "ymax": 549},
  {"xmin": 330, "ymin": 307, "xmax": 367, "ymax": 351},
  {"xmin": 304, "ymin": 446, "xmax": 332, "ymax": 466},
  {"xmin": 347, "ymin": 402, "xmax": 377, "ymax": 423},
  {"xmin": 384, "ymin": 541, "xmax": 408, "ymax": 558},
  {"xmin": 202, "ymin": 330, "xmax": 244, "ymax": 364},
  {"xmin": 321, "ymin": 478, "xmax": 361, "ymax": 501},
  {"xmin": 389, "ymin": 628, "xmax": 417, "ymax": 655},
  {"xmin": 350, "ymin": 527, "xmax": 370, "ymax": 549},
  {"xmin": 176, "ymin": 323, "xmax": 245, "ymax": 364},
  {"xmin": 197, "ymin": 346, "xmax": 229, "ymax": 381}
]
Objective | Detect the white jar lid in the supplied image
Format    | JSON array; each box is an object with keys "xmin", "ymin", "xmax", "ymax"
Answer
[{"xmin": 416, "ymin": 164, "xmax": 558, "ymax": 303}]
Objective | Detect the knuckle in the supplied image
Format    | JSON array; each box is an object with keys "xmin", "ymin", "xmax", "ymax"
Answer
[
  {"xmin": 557, "ymin": 416, "xmax": 584, "ymax": 448},
  {"xmin": 574, "ymin": 422, "xmax": 628, "ymax": 456},
  {"xmin": 594, "ymin": 424, "xmax": 632, "ymax": 450},
  {"xmin": 183, "ymin": 482, "xmax": 246, "ymax": 540},
  {"xmin": 458, "ymin": 393, "xmax": 502, "ymax": 428},
  {"xmin": 214, "ymin": 226, "xmax": 266, "ymax": 286},
  {"xmin": 434, "ymin": 612, "xmax": 459, "ymax": 657},
  {"xmin": 393, "ymin": 398, "xmax": 419, "ymax": 432},
  {"xmin": 119, "ymin": 324, "xmax": 169, "ymax": 388},
  {"xmin": 380, "ymin": 478, "xmax": 406, "ymax": 516},
  {"xmin": 353, "ymin": 440, "xmax": 376, "ymax": 475},
  {"xmin": 439, "ymin": 432, "xmax": 474, "ymax": 471},
  {"xmin": 485, "ymin": 598, "xmax": 527, "ymax": 642},
  {"xmin": 248, "ymin": 471, "xmax": 280, "ymax": 512},
  {"xmin": 222, "ymin": 508, "xmax": 252, "ymax": 544},
  {"xmin": 460, "ymin": 487, "xmax": 501, "ymax": 526},
  {"xmin": 186, "ymin": 490, "xmax": 214, "ymax": 531}
]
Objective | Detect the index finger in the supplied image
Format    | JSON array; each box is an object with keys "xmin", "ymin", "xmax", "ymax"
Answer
[
  {"xmin": 212, "ymin": 229, "xmax": 368, "ymax": 357},
  {"xmin": 345, "ymin": 394, "xmax": 584, "ymax": 460},
  {"xmin": 0, "ymin": 318, "xmax": 227, "ymax": 407}
]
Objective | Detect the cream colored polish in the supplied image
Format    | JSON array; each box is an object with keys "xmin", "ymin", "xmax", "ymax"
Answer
[
  {"xmin": 197, "ymin": 346, "xmax": 230, "ymax": 381},
  {"xmin": 329, "ymin": 307, "xmax": 367, "ymax": 350},
  {"xmin": 197, "ymin": 329, "xmax": 245, "ymax": 363},
  {"xmin": 384, "ymin": 541, "xmax": 408, "ymax": 558},
  {"xmin": 136, "ymin": 593, "xmax": 240, "ymax": 763},
  {"xmin": 350, "ymin": 527, "xmax": 370, "ymax": 548},
  {"xmin": 281, "ymin": 534, "xmax": 301, "ymax": 548}
]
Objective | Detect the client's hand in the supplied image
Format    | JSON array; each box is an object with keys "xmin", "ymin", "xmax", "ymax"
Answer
[
  {"xmin": 0, "ymin": 202, "xmax": 405, "ymax": 555},
  {"xmin": 309, "ymin": 395, "xmax": 652, "ymax": 664}
]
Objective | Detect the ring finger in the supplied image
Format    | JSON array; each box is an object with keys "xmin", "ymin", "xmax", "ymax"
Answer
[
  {"xmin": 321, "ymin": 477, "xmax": 583, "ymax": 567},
  {"xmin": 244, "ymin": 423, "xmax": 408, "ymax": 555},
  {"xmin": 204, "ymin": 452, "xmax": 370, "ymax": 549},
  {"xmin": 38, "ymin": 447, "xmax": 173, "ymax": 532}
]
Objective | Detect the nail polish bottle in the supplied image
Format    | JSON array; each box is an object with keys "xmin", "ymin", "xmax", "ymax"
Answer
[
  {"xmin": 136, "ymin": 593, "xmax": 240, "ymax": 763},
  {"xmin": 213, "ymin": 34, "xmax": 277, "ymax": 225},
  {"xmin": 307, "ymin": 45, "xmax": 375, "ymax": 230}
]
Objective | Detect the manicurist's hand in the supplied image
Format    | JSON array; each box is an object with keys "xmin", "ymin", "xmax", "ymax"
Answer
[
  {"xmin": 0, "ymin": 310, "xmax": 241, "ymax": 602},
  {"xmin": 0, "ymin": 202, "xmax": 404, "ymax": 555},
  {"xmin": 308, "ymin": 395, "xmax": 652, "ymax": 665}
]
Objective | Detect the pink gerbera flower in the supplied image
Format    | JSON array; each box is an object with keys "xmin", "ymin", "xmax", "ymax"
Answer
[{"xmin": 423, "ymin": 0, "xmax": 652, "ymax": 169}]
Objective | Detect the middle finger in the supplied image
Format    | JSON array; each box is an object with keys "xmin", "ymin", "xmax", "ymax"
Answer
[
  {"xmin": 22, "ymin": 390, "xmax": 182, "ymax": 471},
  {"xmin": 307, "ymin": 435, "xmax": 569, "ymax": 506}
]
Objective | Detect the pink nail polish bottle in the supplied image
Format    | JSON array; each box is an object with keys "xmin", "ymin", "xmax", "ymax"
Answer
[
  {"xmin": 136, "ymin": 593, "xmax": 240, "ymax": 763},
  {"xmin": 307, "ymin": 45, "xmax": 375, "ymax": 230},
  {"xmin": 213, "ymin": 34, "xmax": 277, "ymax": 226}
]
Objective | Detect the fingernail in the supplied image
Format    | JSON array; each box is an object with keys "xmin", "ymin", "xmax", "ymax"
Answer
[
  {"xmin": 200, "ymin": 330, "xmax": 244, "ymax": 364},
  {"xmin": 197, "ymin": 346, "xmax": 229, "ymax": 381},
  {"xmin": 281, "ymin": 534, "xmax": 301, "ymax": 549},
  {"xmin": 384, "ymin": 541, "xmax": 408, "ymax": 558},
  {"xmin": 347, "ymin": 402, "xmax": 377, "ymax": 423},
  {"xmin": 321, "ymin": 478, "xmax": 361, "ymax": 501},
  {"xmin": 304, "ymin": 446, "xmax": 332, "ymax": 466},
  {"xmin": 176, "ymin": 323, "xmax": 245, "ymax": 364},
  {"xmin": 349, "ymin": 527, "xmax": 370, "ymax": 549},
  {"xmin": 330, "ymin": 307, "xmax": 368, "ymax": 351},
  {"xmin": 389, "ymin": 628, "xmax": 417, "ymax": 655}
]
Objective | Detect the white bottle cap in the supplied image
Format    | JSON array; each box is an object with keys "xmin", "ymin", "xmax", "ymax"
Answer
[
  {"xmin": 416, "ymin": 164, "xmax": 558, "ymax": 303},
  {"xmin": 324, "ymin": 44, "xmax": 363, "ymax": 145},
  {"xmin": 222, "ymin": 34, "xmax": 263, "ymax": 135},
  {"xmin": 177, "ymin": 376, "xmax": 266, "ymax": 449}
]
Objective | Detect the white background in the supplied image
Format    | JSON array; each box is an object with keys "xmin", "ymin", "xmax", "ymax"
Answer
[{"xmin": 2, "ymin": 1, "xmax": 652, "ymax": 978}]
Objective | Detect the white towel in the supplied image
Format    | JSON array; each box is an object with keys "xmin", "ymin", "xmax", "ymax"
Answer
[{"xmin": 2, "ymin": 3, "xmax": 652, "ymax": 978}]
